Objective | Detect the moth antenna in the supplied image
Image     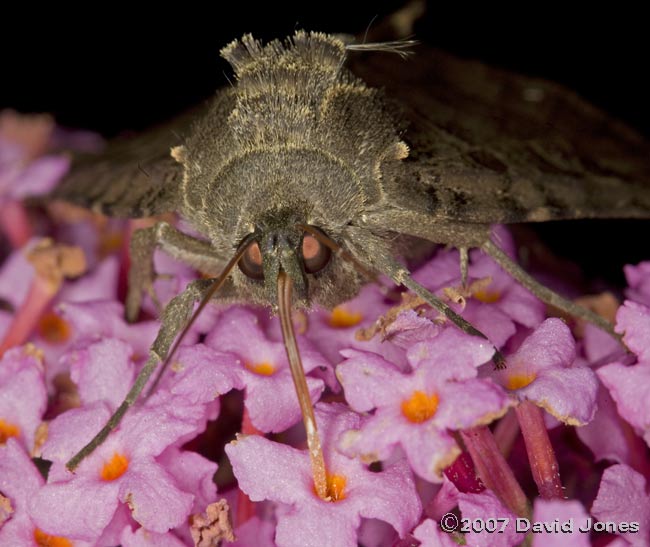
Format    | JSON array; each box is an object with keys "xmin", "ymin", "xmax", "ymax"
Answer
[
  {"xmin": 482, "ymin": 239, "xmax": 622, "ymax": 342},
  {"xmin": 65, "ymin": 235, "xmax": 255, "ymax": 472},
  {"xmin": 361, "ymin": 14, "xmax": 380, "ymax": 45},
  {"xmin": 297, "ymin": 223, "xmax": 505, "ymax": 368},
  {"xmin": 345, "ymin": 38, "xmax": 419, "ymax": 59},
  {"xmin": 222, "ymin": 71, "xmax": 235, "ymax": 89},
  {"xmin": 277, "ymin": 271, "xmax": 328, "ymax": 500},
  {"xmin": 146, "ymin": 234, "xmax": 257, "ymax": 397}
]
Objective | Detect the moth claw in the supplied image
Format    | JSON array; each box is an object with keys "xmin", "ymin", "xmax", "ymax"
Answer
[{"xmin": 492, "ymin": 350, "xmax": 507, "ymax": 370}]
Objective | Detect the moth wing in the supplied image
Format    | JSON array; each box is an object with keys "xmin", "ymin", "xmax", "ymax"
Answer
[
  {"xmin": 350, "ymin": 45, "xmax": 650, "ymax": 223},
  {"xmin": 52, "ymin": 105, "xmax": 206, "ymax": 217}
]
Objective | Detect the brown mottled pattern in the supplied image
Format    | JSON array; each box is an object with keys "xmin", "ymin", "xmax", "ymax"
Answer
[
  {"xmin": 350, "ymin": 45, "xmax": 650, "ymax": 223},
  {"xmin": 53, "ymin": 36, "xmax": 650, "ymax": 228},
  {"xmin": 51, "ymin": 107, "xmax": 206, "ymax": 217}
]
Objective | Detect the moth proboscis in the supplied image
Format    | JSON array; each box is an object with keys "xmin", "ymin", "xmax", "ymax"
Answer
[{"xmin": 50, "ymin": 27, "xmax": 650, "ymax": 499}]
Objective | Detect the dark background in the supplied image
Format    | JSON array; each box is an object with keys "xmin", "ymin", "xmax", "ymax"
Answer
[{"xmin": 2, "ymin": 1, "xmax": 648, "ymax": 290}]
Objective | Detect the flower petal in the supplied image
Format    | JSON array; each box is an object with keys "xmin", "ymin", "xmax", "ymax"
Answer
[
  {"xmin": 518, "ymin": 365, "xmax": 598, "ymax": 425},
  {"xmin": 30, "ymin": 477, "xmax": 120, "ymax": 541},
  {"xmin": 120, "ymin": 526, "xmax": 187, "ymax": 547},
  {"xmin": 245, "ymin": 373, "xmax": 324, "ymax": 433},
  {"xmin": 120, "ymin": 459, "xmax": 194, "ymax": 533},
  {"xmin": 597, "ymin": 362, "xmax": 650, "ymax": 443},
  {"xmin": 413, "ymin": 519, "xmax": 458, "ymax": 547},
  {"xmin": 436, "ymin": 379, "xmax": 511, "ymax": 430},
  {"xmin": 275, "ymin": 505, "xmax": 359, "ymax": 547},
  {"xmin": 531, "ymin": 499, "xmax": 591, "ymax": 547},
  {"xmin": 226, "ymin": 435, "xmax": 311, "ymax": 506},
  {"xmin": 591, "ymin": 464, "xmax": 650, "ymax": 547},
  {"xmin": 337, "ymin": 350, "xmax": 405, "ymax": 411},
  {"xmin": 615, "ymin": 300, "xmax": 650, "ymax": 362},
  {"xmin": 458, "ymin": 489, "xmax": 519, "ymax": 547},
  {"xmin": 68, "ymin": 338, "xmax": 135, "ymax": 408},
  {"xmin": 510, "ymin": 318, "xmax": 576, "ymax": 371}
]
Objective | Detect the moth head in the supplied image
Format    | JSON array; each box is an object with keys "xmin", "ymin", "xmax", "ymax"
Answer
[{"xmin": 233, "ymin": 214, "xmax": 364, "ymax": 312}]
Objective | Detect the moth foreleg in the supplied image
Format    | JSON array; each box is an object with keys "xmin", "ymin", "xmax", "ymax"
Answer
[
  {"xmin": 66, "ymin": 278, "xmax": 215, "ymax": 471},
  {"xmin": 344, "ymin": 225, "xmax": 505, "ymax": 367},
  {"xmin": 391, "ymin": 258, "xmax": 505, "ymax": 367},
  {"xmin": 482, "ymin": 239, "xmax": 620, "ymax": 340},
  {"xmin": 127, "ymin": 222, "xmax": 223, "ymax": 321}
]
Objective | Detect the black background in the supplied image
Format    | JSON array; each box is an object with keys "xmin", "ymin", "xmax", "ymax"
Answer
[{"xmin": 2, "ymin": 1, "xmax": 648, "ymax": 290}]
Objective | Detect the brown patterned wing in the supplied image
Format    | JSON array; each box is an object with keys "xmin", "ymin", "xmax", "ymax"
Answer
[
  {"xmin": 52, "ymin": 106, "xmax": 206, "ymax": 218},
  {"xmin": 350, "ymin": 45, "xmax": 650, "ymax": 223}
]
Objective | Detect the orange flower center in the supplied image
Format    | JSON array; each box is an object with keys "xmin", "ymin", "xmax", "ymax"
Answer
[
  {"xmin": 33, "ymin": 528, "xmax": 73, "ymax": 547},
  {"xmin": 245, "ymin": 361, "xmax": 276, "ymax": 376},
  {"xmin": 314, "ymin": 472, "xmax": 347, "ymax": 502},
  {"xmin": 401, "ymin": 391, "xmax": 439, "ymax": 423},
  {"xmin": 473, "ymin": 288, "xmax": 501, "ymax": 303},
  {"xmin": 0, "ymin": 419, "xmax": 20, "ymax": 444},
  {"xmin": 327, "ymin": 473, "xmax": 347, "ymax": 501},
  {"xmin": 506, "ymin": 373, "xmax": 536, "ymax": 390},
  {"xmin": 100, "ymin": 452, "xmax": 129, "ymax": 481},
  {"xmin": 329, "ymin": 306, "xmax": 363, "ymax": 328},
  {"xmin": 37, "ymin": 311, "xmax": 72, "ymax": 344}
]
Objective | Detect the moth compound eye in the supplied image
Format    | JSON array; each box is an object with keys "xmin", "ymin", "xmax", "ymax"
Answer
[
  {"xmin": 302, "ymin": 230, "xmax": 332, "ymax": 274},
  {"xmin": 238, "ymin": 241, "xmax": 264, "ymax": 280}
]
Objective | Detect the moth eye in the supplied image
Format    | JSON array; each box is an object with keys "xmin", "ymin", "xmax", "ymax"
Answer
[
  {"xmin": 302, "ymin": 230, "xmax": 332, "ymax": 274},
  {"xmin": 238, "ymin": 241, "xmax": 264, "ymax": 280}
]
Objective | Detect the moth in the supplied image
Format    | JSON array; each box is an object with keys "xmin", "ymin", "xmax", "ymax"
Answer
[{"xmin": 51, "ymin": 29, "xmax": 650, "ymax": 498}]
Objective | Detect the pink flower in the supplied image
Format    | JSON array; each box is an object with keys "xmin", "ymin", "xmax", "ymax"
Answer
[
  {"xmin": 413, "ymin": 519, "xmax": 458, "ymax": 547},
  {"xmin": 30, "ymin": 399, "xmax": 201, "ymax": 541},
  {"xmin": 337, "ymin": 328, "xmax": 509, "ymax": 482},
  {"xmin": 624, "ymin": 261, "xmax": 650, "ymax": 307},
  {"xmin": 0, "ymin": 438, "xmax": 93, "ymax": 546},
  {"xmin": 0, "ymin": 346, "xmax": 47, "ymax": 452},
  {"xmin": 120, "ymin": 525, "xmax": 188, "ymax": 547},
  {"xmin": 591, "ymin": 464, "xmax": 650, "ymax": 547},
  {"xmin": 226, "ymin": 403, "xmax": 422, "ymax": 547},
  {"xmin": 597, "ymin": 301, "xmax": 650, "ymax": 447},
  {"xmin": 413, "ymin": 239, "xmax": 544, "ymax": 348},
  {"xmin": 491, "ymin": 318, "xmax": 598, "ymax": 425},
  {"xmin": 0, "ymin": 111, "xmax": 69, "ymax": 202},
  {"xmin": 615, "ymin": 300, "xmax": 650, "ymax": 362},
  {"xmin": 300, "ymin": 283, "xmax": 406, "ymax": 368},
  {"xmin": 575, "ymin": 385, "xmax": 636, "ymax": 466},
  {"xmin": 530, "ymin": 499, "xmax": 591, "ymax": 547},
  {"xmin": 458, "ymin": 489, "xmax": 519, "ymax": 547},
  {"xmin": 206, "ymin": 307, "xmax": 329, "ymax": 432}
]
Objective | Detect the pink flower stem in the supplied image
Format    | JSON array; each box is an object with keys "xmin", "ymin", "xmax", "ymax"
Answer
[
  {"xmin": 461, "ymin": 425, "xmax": 530, "ymax": 517},
  {"xmin": 493, "ymin": 409, "xmax": 520, "ymax": 458},
  {"xmin": 515, "ymin": 400, "xmax": 564, "ymax": 499},
  {"xmin": 0, "ymin": 275, "xmax": 54, "ymax": 356},
  {"xmin": 0, "ymin": 241, "xmax": 85, "ymax": 357},
  {"xmin": 0, "ymin": 200, "xmax": 32, "ymax": 248}
]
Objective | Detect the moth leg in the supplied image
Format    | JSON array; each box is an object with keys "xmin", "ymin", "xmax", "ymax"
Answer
[
  {"xmin": 391, "ymin": 258, "xmax": 504, "ymax": 367},
  {"xmin": 343, "ymin": 226, "xmax": 505, "ymax": 367},
  {"xmin": 459, "ymin": 247, "xmax": 469, "ymax": 288},
  {"xmin": 482, "ymin": 239, "xmax": 619, "ymax": 339},
  {"xmin": 66, "ymin": 278, "xmax": 214, "ymax": 471},
  {"xmin": 127, "ymin": 222, "xmax": 223, "ymax": 321}
]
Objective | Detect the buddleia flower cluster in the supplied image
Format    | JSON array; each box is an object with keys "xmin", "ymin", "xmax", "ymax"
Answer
[{"xmin": 1, "ymin": 112, "xmax": 649, "ymax": 547}]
